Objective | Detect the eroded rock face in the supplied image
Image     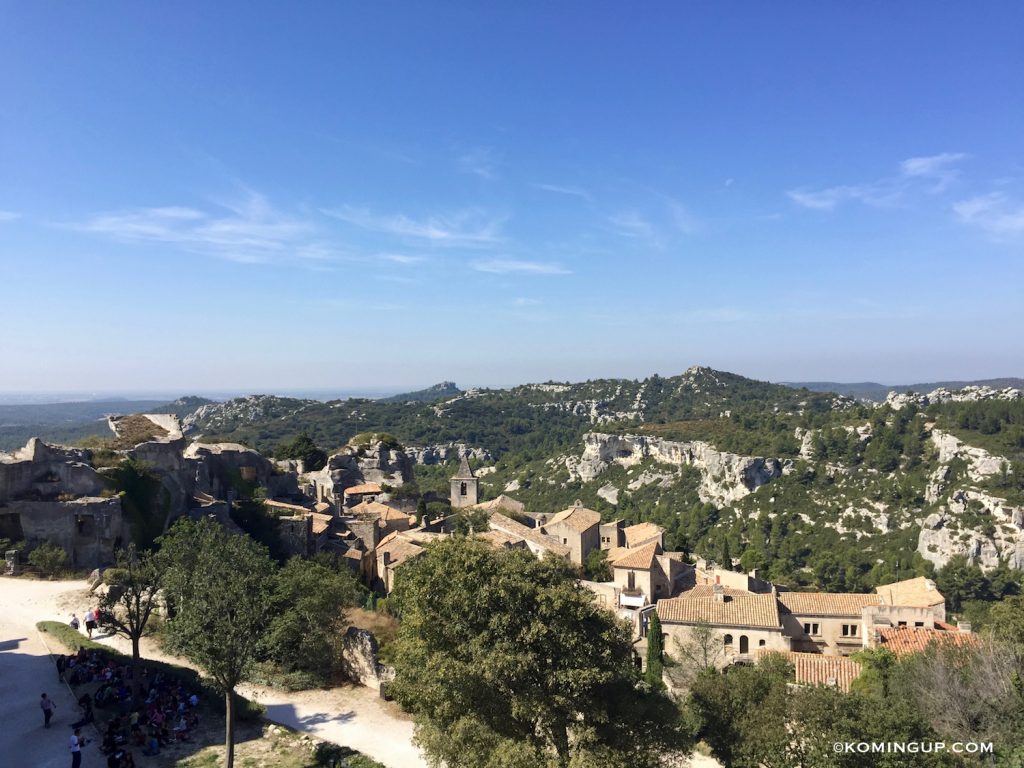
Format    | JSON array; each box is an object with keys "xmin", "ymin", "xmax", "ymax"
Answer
[
  {"xmin": 931, "ymin": 430, "xmax": 1008, "ymax": 482},
  {"xmin": 565, "ymin": 432, "xmax": 783, "ymax": 505},
  {"xmin": 340, "ymin": 627, "xmax": 394, "ymax": 688},
  {"xmin": 308, "ymin": 441, "xmax": 414, "ymax": 502},
  {"xmin": 404, "ymin": 443, "xmax": 492, "ymax": 465}
]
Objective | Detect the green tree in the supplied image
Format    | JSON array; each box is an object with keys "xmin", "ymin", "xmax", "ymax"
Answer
[
  {"xmin": 389, "ymin": 538, "xmax": 691, "ymax": 768},
  {"xmin": 159, "ymin": 518, "xmax": 276, "ymax": 768},
  {"xmin": 275, "ymin": 432, "xmax": 328, "ymax": 471},
  {"xmin": 99, "ymin": 544, "xmax": 162, "ymax": 689},
  {"xmin": 644, "ymin": 612, "xmax": 664, "ymax": 689},
  {"xmin": 266, "ymin": 556, "xmax": 359, "ymax": 682},
  {"xmin": 583, "ymin": 548, "xmax": 611, "ymax": 581}
]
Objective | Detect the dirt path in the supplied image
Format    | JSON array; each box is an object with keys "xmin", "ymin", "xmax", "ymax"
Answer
[{"xmin": 0, "ymin": 577, "xmax": 425, "ymax": 768}]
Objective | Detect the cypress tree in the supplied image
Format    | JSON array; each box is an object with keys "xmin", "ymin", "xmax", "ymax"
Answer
[{"xmin": 645, "ymin": 611, "xmax": 664, "ymax": 688}]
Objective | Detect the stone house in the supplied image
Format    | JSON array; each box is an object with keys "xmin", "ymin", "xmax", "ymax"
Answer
[
  {"xmin": 488, "ymin": 513, "xmax": 570, "ymax": 559},
  {"xmin": 610, "ymin": 541, "xmax": 692, "ymax": 607},
  {"xmin": 777, "ymin": 592, "xmax": 884, "ymax": 655},
  {"xmin": 657, "ymin": 589, "xmax": 791, "ymax": 660},
  {"xmin": 539, "ymin": 500, "xmax": 600, "ymax": 565},
  {"xmin": 623, "ymin": 521, "xmax": 664, "ymax": 549},
  {"xmin": 875, "ymin": 576, "xmax": 947, "ymax": 622}
]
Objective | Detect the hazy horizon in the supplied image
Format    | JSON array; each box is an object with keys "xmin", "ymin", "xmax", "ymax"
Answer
[
  {"xmin": 2, "ymin": 4, "xmax": 1021, "ymax": 392},
  {"xmin": 0, "ymin": 367, "xmax": 1021, "ymax": 407}
]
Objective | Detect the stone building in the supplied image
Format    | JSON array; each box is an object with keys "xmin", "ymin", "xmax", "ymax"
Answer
[
  {"xmin": 539, "ymin": 500, "xmax": 600, "ymax": 565},
  {"xmin": 450, "ymin": 456, "xmax": 479, "ymax": 509},
  {"xmin": 0, "ymin": 438, "xmax": 125, "ymax": 567}
]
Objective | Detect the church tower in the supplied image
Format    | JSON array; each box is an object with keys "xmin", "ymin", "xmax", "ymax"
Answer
[{"xmin": 450, "ymin": 455, "xmax": 479, "ymax": 509}]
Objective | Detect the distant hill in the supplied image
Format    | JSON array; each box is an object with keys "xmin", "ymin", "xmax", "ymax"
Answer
[
  {"xmin": 783, "ymin": 378, "xmax": 1024, "ymax": 402},
  {"xmin": 0, "ymin": 395, "xmax": 215, "ymax": 451},
  {"xmin": 380, "ymin": 381, "xmax": 463, "ymax": 403}
]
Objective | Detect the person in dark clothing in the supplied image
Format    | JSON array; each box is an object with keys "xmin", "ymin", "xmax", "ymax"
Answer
[{"xmin": 40, "ymin": 693, "xmax": 56, "ymax": 727}]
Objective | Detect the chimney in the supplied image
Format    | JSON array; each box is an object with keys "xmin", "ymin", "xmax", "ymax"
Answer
[
  {"xmin": 715, "ymin": 574, "xmax": 721, "ymax": 585},
  {"xmin": 713, "ymin": 583, "xmax": 725, "ymax": 603},
  {"xmin": 957, "ymin": 621, "xmax": 972, "ymax": 634}
]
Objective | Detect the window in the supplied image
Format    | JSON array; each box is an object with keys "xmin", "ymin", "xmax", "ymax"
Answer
[
  {"xmin": 723, "ymin": 634, "xmax": 733, "ymax": 646},
  {"xmin": 759, "ymin": 639, "xmax": 766, "ymax": 647},
  {"xmin": 803, "ymin": 623, "xmax": 820, "ymax": 636},
  {"xmin": 654, "ymin": 583, "xmax": 662, "ymax": 594},
  {"xmin": 460, "ymin": 482, "xmax": 467, "ymax": 496},
  {"xmin": 914, "ymin": 622, "xmax": 925, "ymax": 628},
  {"xmin": 841, "ymin": 624, "xmax": 859, "ymax": 637},
  {"xmin": 898, "ymin": 621, "xmax": 907, "ymax": 627}
]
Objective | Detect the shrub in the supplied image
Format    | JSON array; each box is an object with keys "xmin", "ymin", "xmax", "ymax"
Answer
[{"xmin": 28, "ymin": 542, "xmax": 68, "ymax": 579}]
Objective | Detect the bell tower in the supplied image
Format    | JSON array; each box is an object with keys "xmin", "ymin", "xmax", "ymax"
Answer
[{"xmin": 450, "ymin": 455, "xmax": 479, "ymax": 508}]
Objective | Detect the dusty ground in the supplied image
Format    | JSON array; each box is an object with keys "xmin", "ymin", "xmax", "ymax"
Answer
[{"xmin": 4, "ymin": 576, "xmax": 720, "ymax": 768}]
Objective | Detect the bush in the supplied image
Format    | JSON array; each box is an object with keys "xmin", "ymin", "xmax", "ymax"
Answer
[{"xmin": 28, "ymin": 543, "xmax": 68, "ymax": 579}]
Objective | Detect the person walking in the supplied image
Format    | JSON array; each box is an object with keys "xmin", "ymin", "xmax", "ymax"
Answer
[
  {"xmin": 70, "ymin": 728, "xmax": 83, "ymax": 768},
  {"xmin": 84, "ymin": 608, "xmax": 96, "ymax": 639},
  {"xmin": 40, "ymin": 692, "xmax": 56, "ymax": 728},
  {"xmin": 69, "ymin": 614, "xmax": 80, "ymax": 632}
]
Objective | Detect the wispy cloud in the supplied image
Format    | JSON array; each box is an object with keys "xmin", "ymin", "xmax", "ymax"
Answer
[
  {"xmin": 531, "ymin": 183, "xmax": 593, "ymax": 202},
  {"xmin": 512, "ymin": 297, "xmax": 542, "ymax": 306},
  {"xmin": 77, "ymin": 191, "xmax": 330, "ymax": 265},
  {"xmin": 900, "ymin": 152, "xmax": 967, "ymax": 190},
  {"xmin": 0, "ymin": 210, "xmax": 22, "ymax": 222},
  {"xmin": 458, "ymin": 148, "xmax": 500, "ymax": 180},
  {"xmin": 471, "ymin": 259, "xmax": 570, "ymax": 275},
  {"xmin": 323, "ymin": 205, "xmax": 503, "ymax": 246},
  {"xmin": 669, "ymin": 201, "xmax": 699, "ymax": 234},
  {"xmin": 954, "ymin": 192, "xmax": 1024, "ymax": 236},
  {"xmin": 608, "ymin": 210, "xmax": 656, "ymax": 240},
  {"xmin": 381, "ymin": 253, "xmax": 426, "ymax": 265},
  {"xmin": 787, "ymin": 152, "xmax": 967, "ymax": 210}
]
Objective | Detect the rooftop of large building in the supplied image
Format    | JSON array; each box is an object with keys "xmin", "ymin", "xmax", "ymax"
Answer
[{"xmin": 657, "ymin": 592, "xmax": 781, "ymax": 630}]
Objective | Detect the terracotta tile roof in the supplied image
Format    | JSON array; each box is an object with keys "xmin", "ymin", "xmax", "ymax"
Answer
[
  {"xmin": 350, "ymin": 500, "xmax": 410, "ymax": 523},
  {"xmin": 777, "ymin": 591, "xmax": 881, "ymax": 617},
  {"xmin": 657, "ymin": 593, "xmax": 782, "ymax": 630},
  {"xmin": 377, "ymin": 538, "xmax": 424, "ymax": 568},
  {"xmin": 313, "ymin": 501, "xmax": 332, "ymax": 515},
  {"xmin": 345, "ymin": 483, "xmax": 382, "ymax": 496},
  {"xmin": 875, "ymin": 577, "xmax": 945, "ymax": 609},
  {"xmin": 343, "ymin": 547, "xmax": 364, "ymax": 561},
  {"xmin": 611, "ymin": 541, "xmax": 660, "ymax": 570},
  {"xmin": 472, "ymin": 495, "xmax": 526, "ymax": 514},
  {"xmin": 681, "ymin": 584, "xmax": 752, "ymax": 599},
  {"xmin": 605, "ymin": 546, "xmax": 630, "ymax": 564},
  {"xmin": 489, "ymin": 513, "xmax": 570, "ymax": 558},
  {"xmin": 310, "ymin": 513, "xmax": 332, "ymax": 535},
  {"xmin": 545, "ymin": 501, "xmax": 601, "ymax": 533},
  {"xmin": 756, "ymin": 650, "xmax": 862, "ymax": 692},
  {"xmin": 265, "ymin": 499, "xmax": 311, "ymax": 513},
  {"xmin": 475, "ymin": 529, "xmax": 524, "ymax": 549},
  {"xmin": 623, "ymin": 522, "xmax": 664, "ymax": 548},
  {"xmin": 876, "ymin": 625, "xmax": 978, "ymax": 656}
]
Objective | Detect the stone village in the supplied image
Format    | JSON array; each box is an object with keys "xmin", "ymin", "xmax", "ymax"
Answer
[{"xmin": 0, "ymin": 413, "xmax": 976, "ymax": 695}]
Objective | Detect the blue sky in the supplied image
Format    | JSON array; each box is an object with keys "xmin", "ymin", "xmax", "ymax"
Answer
[{"xmin": 1, "ymin": 2, "xmax": 1022, "ymax": 394}]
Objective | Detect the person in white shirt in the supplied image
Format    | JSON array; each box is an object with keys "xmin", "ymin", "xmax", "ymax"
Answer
[
  {"xmin": 83, "ymin": 608, "xmax": 96, "ymax": 639},
  {"xmin": 70, "ymin": 728, "xmax": 83, "ymax": 768}
]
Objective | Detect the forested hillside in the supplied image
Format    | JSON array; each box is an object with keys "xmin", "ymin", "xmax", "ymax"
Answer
[{"xmin": 177, "ymin": 367, "xmax": 1023, "ymax": 610}]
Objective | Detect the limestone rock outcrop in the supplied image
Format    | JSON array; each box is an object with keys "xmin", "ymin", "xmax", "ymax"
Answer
[{"xmin": 565, "ymin": 432, "xmax": 783, "ymax": 505}]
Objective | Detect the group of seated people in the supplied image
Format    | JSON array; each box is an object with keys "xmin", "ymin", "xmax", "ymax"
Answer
[{"xmin": 58, "ymin": 646, "xmax": 201, "ymax": 763}]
